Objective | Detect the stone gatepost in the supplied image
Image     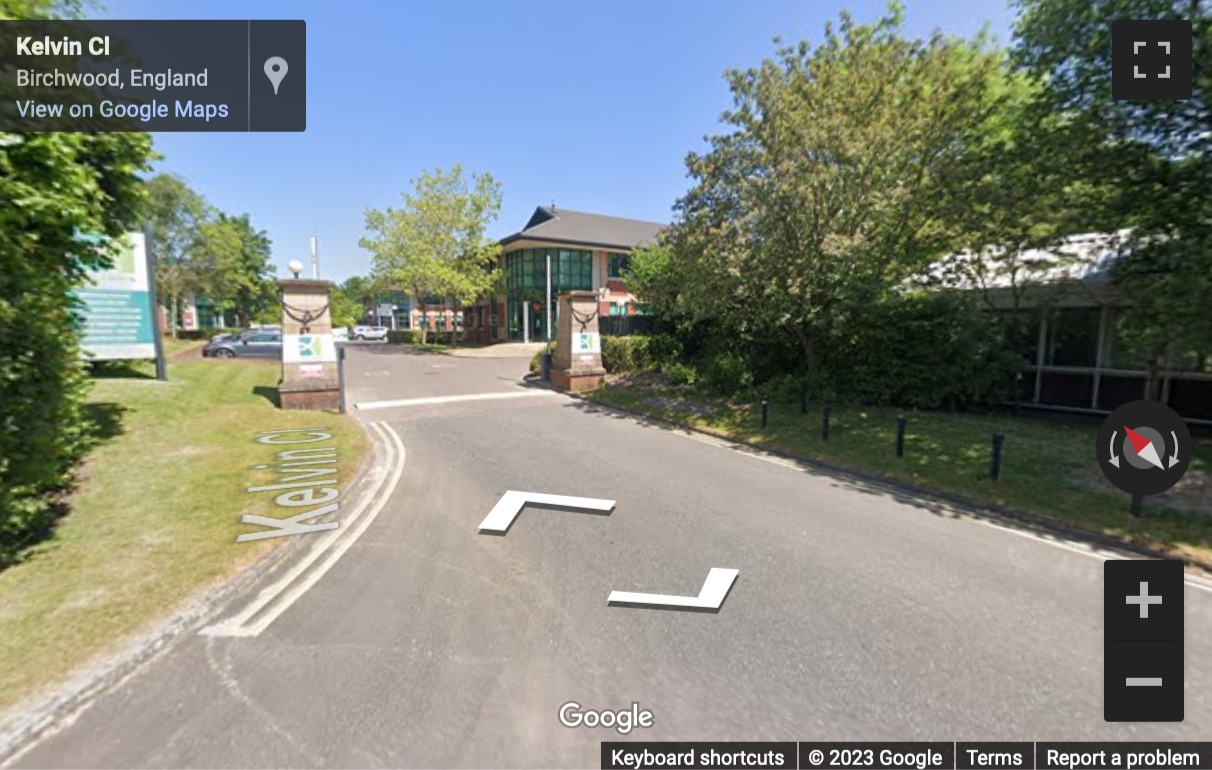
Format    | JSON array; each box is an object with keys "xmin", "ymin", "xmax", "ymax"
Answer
[
  {"xmin": 277, "ymin": 279, "xmax": 340, "ymax": 410},
  {"xmin": 551, "ymin": 290, "xmax": 606, "ymax": 393}
]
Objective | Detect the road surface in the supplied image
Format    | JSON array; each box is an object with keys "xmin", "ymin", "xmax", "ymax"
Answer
[{"xmin": 9, "ymin": 346, "xmax": 1212, "ymax": 768}]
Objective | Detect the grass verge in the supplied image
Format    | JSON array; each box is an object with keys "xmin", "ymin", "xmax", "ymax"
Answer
[
  {"xmin": 0, "ymin": 357, "xmax": 369, "ymax": 714},
  {"xmin": 586, "ymin": 380, "xmax": 1212, "ymax": 563}
]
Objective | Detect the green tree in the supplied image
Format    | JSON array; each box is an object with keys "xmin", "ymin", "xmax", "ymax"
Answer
[
  {"xmin": 0, "ymin": 5, "xmax": 152, "ymax": 566},
  {"xmin": 669, "ymin": 4, "xmax": 1012, "ymax": 369},
  {"xmin": 930, "ymin": 73, "xmax": 1111, "ymax": 310},
  {"xmin": 192, "ymin": 212, "xmax": 275, "ymax": 328},
  {"xmin": 1013, "ymin": 0, "xmax": 1212, "ymax": 396},
  {"xmin": 144, "ymin": 173, "xmax": 206, "ymax": 338},
  {"xmin": 0, "ymin": 0, "xmax": 84, "ymax": 19},
  {"xmin": 360, "ymin": 165, "xmax": 502, "ymax": 344},
  {"xmin": 330, "ymin": 276, "xmax": 373, "ymax": 329}
]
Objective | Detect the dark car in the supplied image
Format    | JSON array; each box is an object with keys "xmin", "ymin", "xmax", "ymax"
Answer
[{"xmin": 202, "ymin": 329, "xmax": 283, "ymax": 359}]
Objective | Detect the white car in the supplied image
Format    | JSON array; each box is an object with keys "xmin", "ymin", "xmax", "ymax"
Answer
[{"xmin": 352, "ymin": 325, "xmax": 388, "ymax": 341}]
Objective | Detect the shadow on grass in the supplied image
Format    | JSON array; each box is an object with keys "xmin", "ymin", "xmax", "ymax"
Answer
[
  {"xmin": 560, "ymin": 396, "xmax": 1212, "ymax": 570},
  {"xmin": 88, "ymin": 360, "xmax": 155, "ymax": 380},
  {"xmin": 0, "ymin": 401, "xmax": 128, "ymax": 571},
  {"xmin": 253, "ymin": 385, "xmax": 281, "ymax": 407}
]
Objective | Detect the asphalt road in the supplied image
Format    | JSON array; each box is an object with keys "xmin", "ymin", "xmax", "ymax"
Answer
[{"xmin": 9, "ymin": 347, "xmax": 1212, "ymax": 768}]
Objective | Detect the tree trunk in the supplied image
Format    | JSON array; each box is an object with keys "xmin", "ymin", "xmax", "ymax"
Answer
[
  {"xmin": 793, "ymin": 325, "xmax": 814, "ymax": 373},
  {"xmin": 169, "ymin": 294, "xmax": 179, "ymax": 339},
  {"xmin": 419, "ymin": 305, "xmax": 429, "ymax": 345},
  {"xmin": 1143, "ymin": 343, "xmax": 1167, "ymax": 402}
]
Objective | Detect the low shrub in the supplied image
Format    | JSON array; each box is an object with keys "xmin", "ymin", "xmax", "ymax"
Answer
[
  {"xmin": 601, "ymin": 335, "xmax": 649, "ymax": 373},
  {"xmin": 387, "ymin": 329, "xmax": 424, "ymax": 345},
  {"xmin": 701, "ymin": 350, "xmax": 756, "ymax": 396},
  {"xmin": 176, "ymin": 327, "xmax": 234, "ymax": 341},
  {"xmin": 663, "ymin": 361, "xmax": 697, "ymax": 386},
  {"xmin": 529, "ymin": 342, "xmax": 557, "ymax": 372}
]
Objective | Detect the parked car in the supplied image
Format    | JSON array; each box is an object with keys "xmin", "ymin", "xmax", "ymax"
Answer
[
  {"xmin": 202, "ymin": 329, "xmax": 283, "ymax": 358},
  {"xmin": 352, "ymin": 325, "xmax": 388, "ymax": 341}
]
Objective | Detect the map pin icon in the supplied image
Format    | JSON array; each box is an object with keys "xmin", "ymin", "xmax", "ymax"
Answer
[{"xmin": 264, "ymin": 57, "xmax": 288, "ymax": 95}]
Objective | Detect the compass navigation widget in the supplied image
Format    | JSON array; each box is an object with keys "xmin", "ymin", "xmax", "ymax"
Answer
[{"xmin": 1097, "ymin": 400, "xmax": 1192, "ymax": 496}]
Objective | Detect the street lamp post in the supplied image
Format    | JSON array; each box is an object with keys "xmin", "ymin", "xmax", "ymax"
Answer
[
  {"xmin": 545, "ymin": 253, "xmax": 552, "ymax": 342},
  {"xmin": 288, "ymin": 259, "xmax": 304, "ymax": 280}
]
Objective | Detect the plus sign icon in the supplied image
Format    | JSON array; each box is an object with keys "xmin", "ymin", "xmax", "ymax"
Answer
[{"xmin": 1112, "ymin": 19, "xmax": 1193, "ymax": 100}]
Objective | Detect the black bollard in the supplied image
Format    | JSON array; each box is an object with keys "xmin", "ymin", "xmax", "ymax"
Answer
[
  {"xmin": 896, "ymin": 417, "xmax": 906, "ymax": 457},
  {"xmin": 337, "ymin": 345, "xmax": 347, "ymax": 414},
  {"xmin": 800, "ymin": 382, "xmax": 809, "ymax": 414},
  {"xmin": 1130, "ymin": 494, "xmax": 1144, "ymax": 517},
  {"xmin": 822, "ymin": 405, "xmax": 832, "ymax": 441},
  {"xmin": 990, "ymin": 433, "xmax": 1005, "ymax": 481},
  {"xmin": 761, "ymin": 398, "xmax": 769, "ymax": 430}
]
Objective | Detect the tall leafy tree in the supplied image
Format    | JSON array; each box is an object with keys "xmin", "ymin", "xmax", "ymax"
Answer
[
  {"xmin": 669, "ymin": 4, "xmax": 1012, "ymax": 368},
  {"xmin": 360, "ymin": 165, "xmax": 502, "ymax": 344},
  {"xmin": 144, "ymin": 173, "xmax": 206, "ymax": 337},
  {"xmin": 930, "ymin": 73, "xmax": 1113, "ymax": 310},
  {"xmin": 330, "ymin": 277, "xmax": 370, "ymax": 329},
  {"xmin": 1013, "ymin": 0, "xmax": 1212, "ymax": 395},
  {"xmin": 192, "ymin": 212, "xmax": 275, "ymax": 328}
]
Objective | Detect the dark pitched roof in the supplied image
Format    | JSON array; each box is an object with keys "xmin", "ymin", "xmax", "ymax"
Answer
[{"xmin": 501, "ymin": 206, "xmax": 666, "ymax": 251}]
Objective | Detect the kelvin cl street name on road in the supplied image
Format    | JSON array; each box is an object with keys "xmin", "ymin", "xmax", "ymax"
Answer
[{"xmin": 240, "ymin": 429, "xmax": 343, "ymax": 542}]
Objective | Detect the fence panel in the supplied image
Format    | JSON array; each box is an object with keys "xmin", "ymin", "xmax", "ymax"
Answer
[{"xmin": 599, "ymin": 315, "xmax": 656, "ymax": 336}]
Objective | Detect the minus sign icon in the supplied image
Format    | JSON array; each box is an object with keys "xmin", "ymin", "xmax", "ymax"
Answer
[{"xmin": 1126, "ymin": 678, "xmax": 1163, "ymax": 686}]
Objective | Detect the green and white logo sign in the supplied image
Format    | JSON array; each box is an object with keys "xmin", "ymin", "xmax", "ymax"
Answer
[
  {"xmin": 283, "ymin": 333, "xmax": 337, "ymax": 364},
  {"xmin": 572, "ymin": 331, "xmax": 601, "ymax": 355},
  {"xmin": 75, "ymin": 232, "xmax": 156, "ymax": 361}
]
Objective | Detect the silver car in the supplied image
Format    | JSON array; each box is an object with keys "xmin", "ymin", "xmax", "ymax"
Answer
[{"xmin": 202, "ymin": 329, "xmax": 283, "ymax": 358}]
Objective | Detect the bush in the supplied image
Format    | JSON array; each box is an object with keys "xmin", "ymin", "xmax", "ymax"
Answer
[
  {"xmin": 387, "ymin": 329, "xmax": 424, "ymax": 345},
  {"xmin": 663, "ymin": 361, "xmax": 697, "ymax": 386},
  {"xmin": 817, "ymin": 293, "xmax": 1020, "ymax": 409},
  {"xmin": 1, "ymin": 130, "xmax": 153, "ymax": 566},
  {"xmin": 701, "ymin": 350, "xmax": 756, "ymax": 395},
  {"xmin": 529, "ymin": 342, "xmax": 557, "ymax": 372},
  {"xmin": 177, "ymin": 326, "xmax": 234, "ymax": 341},
  {"xmin": 601, "ymin": 336, "xmax": 649, "ymax": 373}
]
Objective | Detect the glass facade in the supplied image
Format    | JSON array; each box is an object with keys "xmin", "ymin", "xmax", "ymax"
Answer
[{"xmin": 503, "ymin": 248, "xmax": 593, "ymax": 340}]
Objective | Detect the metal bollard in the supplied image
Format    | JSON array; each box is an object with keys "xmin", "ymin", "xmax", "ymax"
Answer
[
  {"xmin": 1130, "ymin": 494, "xmax": 1144, "ymax": 517},
  {"xmin": 761, "ymin": 398, "xmax": 769, "ymax": 430},
  {"xmin": 822, "ymin": 405, "xmax": 832, "ymax": 441},
  {"xmin": 800, "ymin": 382, "xmax": 809, "ymax": 414},
  {"xmin": 990, "ymin": 433, "xmax": 1005, "ymax": 481},
  {"xmin": 337, "ymin": 345, "xmax": 347, "ymax": 414},
  {"xmin": 896, "ymin": 417, "xmax": 906, "ymax": 457}
]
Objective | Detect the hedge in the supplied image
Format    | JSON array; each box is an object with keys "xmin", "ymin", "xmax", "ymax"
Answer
[
  {"xmin": 387, "ymin": 329, "xmax": 424, "ymax": 344},
  {"xmin": 0, "ymin": 130, "xmax": 153, "ymax": 566}
]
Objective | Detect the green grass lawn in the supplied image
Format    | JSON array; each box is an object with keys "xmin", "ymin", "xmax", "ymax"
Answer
[
  {"xmin": 588, "ymin": 381, "xmax": 1212, "ymax": 563},
  {"xmin": 0, "ymin": 357, "xmax": 369, "ymax": 714}
]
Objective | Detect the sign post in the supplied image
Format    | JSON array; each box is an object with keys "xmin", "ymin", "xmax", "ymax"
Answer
[{"xmin": 75, "ymin": 232, "xmax": 164, "ymax": 378}]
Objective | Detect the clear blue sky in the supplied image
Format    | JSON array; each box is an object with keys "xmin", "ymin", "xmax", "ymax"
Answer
[{"xmin": 101, "ymin": 0, "xmax": 1018, "ymax": 283}]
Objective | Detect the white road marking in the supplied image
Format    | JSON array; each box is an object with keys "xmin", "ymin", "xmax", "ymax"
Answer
[
  {"xmin": 201, "ymin": 422, "xmax": 408, "ymax": 637},
  {"xmin": 356, "ymin": 390, "xmax": 563, "ymax": 411},
  {"xmin": 608, "ymin": 568, "xmax": 739, "ymax": 611},
  {"xmin": 477, "ymin": 491, "xmax": 616, "ymax": 534}
]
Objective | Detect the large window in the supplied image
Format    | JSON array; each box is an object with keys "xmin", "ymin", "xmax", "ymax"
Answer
[
  {"xmin": 607, "ymin": 252, "xmax": 630, "ymax": 278},
  {"xmin": 503, "ymin": 248, "xmax": 592, "ymax": 340},
  {"xmin": 504, "ymin": 248, "xmax": 593, "ymax": 297},
  {"xmin": 1045, "ymin": 308, "xmax": 1101, "ymax": 368}
]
